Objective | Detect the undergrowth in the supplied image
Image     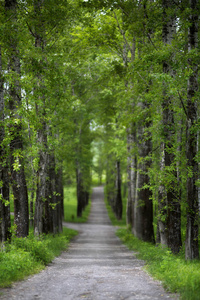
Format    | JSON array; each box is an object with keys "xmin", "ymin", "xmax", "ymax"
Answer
[{"xmin": 0, "ymin": 227, "xmax": 78, "ymax": 288}]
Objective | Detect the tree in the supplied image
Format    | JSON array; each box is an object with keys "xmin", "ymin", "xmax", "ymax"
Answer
[
  {"xmin": 185, "ymin": 0, "xmax": 199, "ymax": 260},
  {"xmin": 0, "ymin": 45, "xmax": 11, "ymax": 242},
  {"xmin": 5, "ymin": 0, "xmax": 29, "ymax": 237},
  {"xmin": 157, "ymin": 0, "xmax": 182, "ymax": 253}
]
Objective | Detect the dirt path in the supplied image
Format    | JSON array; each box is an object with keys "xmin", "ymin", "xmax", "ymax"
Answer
[{"xmin": 1, "ymin": 187, "xmax": 178, "ymax": 299}]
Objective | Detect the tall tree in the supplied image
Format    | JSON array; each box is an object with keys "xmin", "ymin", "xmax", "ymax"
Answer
[
  {"xmin": 0, "ymin": 46, "xmax": 11, "ymax": 242},
  {"xmin": 126, "ymin": 124, "xmax": 136, "ymax": 227},
  {"xmin": 5, "ymin": 0, "xmax": 29, "ymax": 237},
  {"xmin": 133, "ymin": 99, "xmax": 154, "ymax": 243},
  {"xmin": 157, "ymin": 0, "xmax": 182, "ymax": 253},
  {"xmin": 33, "ymin": 0, "xmax": 48, "ymax": 235},
  {"xmin": 185, "ymin": 0, "xmax": 199, "ymax": 260}
]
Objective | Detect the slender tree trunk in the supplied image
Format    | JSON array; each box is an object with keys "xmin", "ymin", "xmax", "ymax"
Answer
[
  {"xmin": 76, "ymin": 163, "xmax": 84, "ymax": 218},
  {"xmin": 114, "ymin": 161, "xmax": 122, "ymax": 220},
  {"xmin": 56, "ymin": 167, "xmax": 63, "ymax": 232},
  {"xmin": 33, "ymin": 0, "xmax": 50, "ymax": 236},
  {"xmin": 125, "ymin": 39, "xmax": 136, "ymax": 228},
  {"xmin": 158, "ymin": 0, "xmax": 182, "ymax": 253},
  {"xmin": 49, "ymin": 153, "xmax": 60, "ymax": 234},
  {"xmin": 34, "ymin": 121, "xmax": 48, "ymax": 235},
  {"xmin": 106, "ymin": 154, "xmax": 115, "ymax": 210},
  {"xmin": 133, "ymin": 103, "xmax": 154, "ymax": 243},
  {"xmin": 1, "ymin": 167, "xmax": 11, "ymax": 242},
  {"xmin": 126, "ymin": 126, "xmax": 137, "ymax": 227},
  {"xmin": 0, "ymin": 47, "xmax": 11, "ymax": 242},
  {"xmin": 5, "ymin": 0, "xmax": 29, "ymax": 237},
  {"xmin": 185, "ymin": 0, "xmax": 199, "ymax": 260},
  {"xmin": 43, "ymin": 157, "xmax": 52, "ymax": 234},
  {"xmin": 58, "ymin": 167, "xmax": 64, "ymax": 221}
]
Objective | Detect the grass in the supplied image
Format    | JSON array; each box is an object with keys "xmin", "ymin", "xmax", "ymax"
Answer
[
  {"xmin": 0, "ymin": 185, "xmax": 90, "ymax": 289},
  {"xmin": 0, "ymin": 227, "xmax": 78, "ymax": 288},
  {"xmin": 105, "ymin": 187, "xmax": 200, "ymax": 300},
  {"xmin": 64, "ymin": 186, "xmax": 91, "ymax": 223},
  {"xmin": 104, "ymin": 186, "xmax": 127, "ymax": 227},
  {"xmin": 10, "ymin": 185, "xmax": 91, "ymax": 223},
  {"xmin": 116, "ymin": 228, "xmax": 200, "ymax": 300}
]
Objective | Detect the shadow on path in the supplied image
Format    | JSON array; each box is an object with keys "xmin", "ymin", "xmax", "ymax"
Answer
[{"xmin": 0, "ymin": 187, "xmax": 178, "ymax": 300}]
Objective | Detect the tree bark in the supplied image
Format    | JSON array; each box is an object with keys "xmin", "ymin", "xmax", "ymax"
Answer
[
  {"xmin": 5, "ymin": 0, "xmax": 29, "ymax": 238},
  {"xmin": 133, "ymin": 103, "xmax": 154, "ymax": 243},
  {"xmin": 56, "ymin": 167, "xmax": 63, "ymax": 232},
  {"xmin": 106, "ymin": 154, "xmax": 115, "ymax": 210},
  {"xmin": 76, "ymin": 164, "xmax": 85, "ymax": 218},
  {"xmin": 126, "ymin": 126, "xmax": 137, "ymax": 227},
  {"xmin": 34, "ymin": 121, "xmax": 48, "ymax": 235},
  {"xmin": 0, "ymin": 47, "xmax": 11, "ymax": 242},
  {"xmin": 158, "ymin": 0, "xmax": 182, "ymax": 253},
  {"xmin": 185, "ymin": 0, "xmax": 199, "ymax": 260},
  {"xmin": 33, "ymin": 0, "xmax": 49, "ymax": 236},
  {"xmin": 114, "ymin": 160, "xmax": 122, "ymax": 220},
  {"xmin": 48, "ymin": 153, "xmax": 60, "ymax": 234}
]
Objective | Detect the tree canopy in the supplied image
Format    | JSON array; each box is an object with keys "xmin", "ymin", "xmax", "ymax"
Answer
[{"xmin": 0, "ymin": 0, "xmax": 200, "ymax": 260}]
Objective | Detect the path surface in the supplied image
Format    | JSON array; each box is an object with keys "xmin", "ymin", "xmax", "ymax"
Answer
[{"xmin": 1, "ymin": 187, "xmax": 178, "ymax": 300}]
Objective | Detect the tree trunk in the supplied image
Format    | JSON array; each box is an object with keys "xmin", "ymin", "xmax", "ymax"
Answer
[
  {"xmin": 185, "ymin": 0, "xmax": 199, "ymax": 260},
  {"xmin": 33, "ymin": 0, "xmax": 49, "ymax": 236},
  {"xmin": 5, "ymin": 0, "xmax": 29, "ymax": 238},
  {"xmin": 76, "ymin": 164, "xmax": 85, "ymax": 218},
  {"xmin": 0, "ymin": 46, "xmax": 11, "ymax": 242},
  {"xmin": 1, "ymin": 167, "xmax": 11, "ymax": 242},
  {"xmin": 114, "ymin": 161, "xmax": 122, "ymax": 220},
  {"xmin": 34, "ymin": 122, "xmax": 48, "ymax": 235},
  {"xmin": 106, "ymin": 154, "xmax": 115, "ymax": 210},
  {"xmin": 133, "ymin": 105, "xmax": 154, "ymax": 243},
  {"xmin": 56, "ymin": 167, "xmax": 63, "ymax": 232},
  {"xmin": 126, "ymin": 126, "xmax": 137, "ymax": 227},
  {"xmin": 158, "ymin": 0, "xmax": 182, "ymax": 253},
  {"xmin": 0, "ymin": 62, "xmax": 11, "ymax": 241},
  {"xmin": 48, "ymin": 153, "xmax": 60, "ymax": 234}
]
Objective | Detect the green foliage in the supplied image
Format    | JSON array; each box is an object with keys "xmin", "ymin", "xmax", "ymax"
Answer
[
  {"xmin": 64, "ymin": 186, "xmax": 91, "ymax": 223},
  {"xmin": 0, "ymin": 227, "xmax": 78, "ymax": 288},
  {"xmin": 116, "ymin": 228, "xmax": 200, "ymax": 300},
  {"xmin": 104, "ymin": 184, "xmax": 127, "ymax": 227},
  {"xmin": 0, "ymin": 248, "xmax": 41, "ymax": 288},
  {"xmin": 10, "ymin": 235, "xmax": 54, "ymax": 265}
]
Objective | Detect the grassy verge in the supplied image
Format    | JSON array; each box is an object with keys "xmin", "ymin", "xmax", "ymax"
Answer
[
  {"xmin": 116, "ymin": 228, "xmax": 200, "ymax": 300},
  {"xmin": 0, "ymin": 184, "xmax": 91, "ymax": 289},
  {"xmin": 0, "ymin": 227, "xmax": 78, "ymax": 288},
  {"xmin": 105, "ymin": 186, "xmax": 200, "ymax": 300},
  {"xmin": 64, "ymin": 186, "xmax": 91, "ymax": 223},
  {"xmin": 104, "ymin": 188, "xmax": 127, "ymax": 227}
]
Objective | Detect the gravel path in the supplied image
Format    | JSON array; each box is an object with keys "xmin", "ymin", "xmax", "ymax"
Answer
[{"xmin": 0, "ymin": 186, "xmax": 178, "ymax": 300}]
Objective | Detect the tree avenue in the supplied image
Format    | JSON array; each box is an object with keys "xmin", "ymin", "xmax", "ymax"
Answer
[{"xmin": 0, "ymin": 0, "xmax": 200, "ymax": 261}]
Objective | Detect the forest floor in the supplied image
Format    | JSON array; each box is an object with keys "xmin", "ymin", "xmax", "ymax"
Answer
[{"xmin": 0, "ymin": 186, "xmax": 178, "ymax": 300}]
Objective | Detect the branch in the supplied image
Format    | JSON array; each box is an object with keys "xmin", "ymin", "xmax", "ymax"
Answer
[
  {"xmin": 147, "ymin": 33, "xmax": 158, "ymax": 51},
  {"xmin": 136, "ymin": 71, "xmax": 151, "ymax": 87},
  {"xmin": 26, "ymin": 21, "xmax": 36, "ymax": 38},
  {"xmin": 177, "ymin": 90, "xmax": 188, "ymax": 118},
  {"xmin": 113, "ymin": 11, "xmax": 133, "ymax": 57}
]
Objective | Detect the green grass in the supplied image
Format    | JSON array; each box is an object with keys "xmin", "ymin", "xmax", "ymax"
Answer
[
  {"xmin": 116, "ymin": 228, "xmax": 200, "ymax": 300},
  {"xmin": 64, "ymin": 186, "xmax": 91, "ymax": 223},
  {"xmin": 104, "ymin": 184, "xmax": 200, "ymax": 300},
  {"xmin": 104, "ymin": 189, "xmax": 127, "ymax": 227},
  {"xmin": 0, "ymin": 183, "xmax": 91, "ymax": 289},
  {"xmin": 0, "ymin": 227, "xmax": 78, "ymax": 288},
  {"xmin": 0, "ymin": 185, "xmax": 90, "ymax": 289}
]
